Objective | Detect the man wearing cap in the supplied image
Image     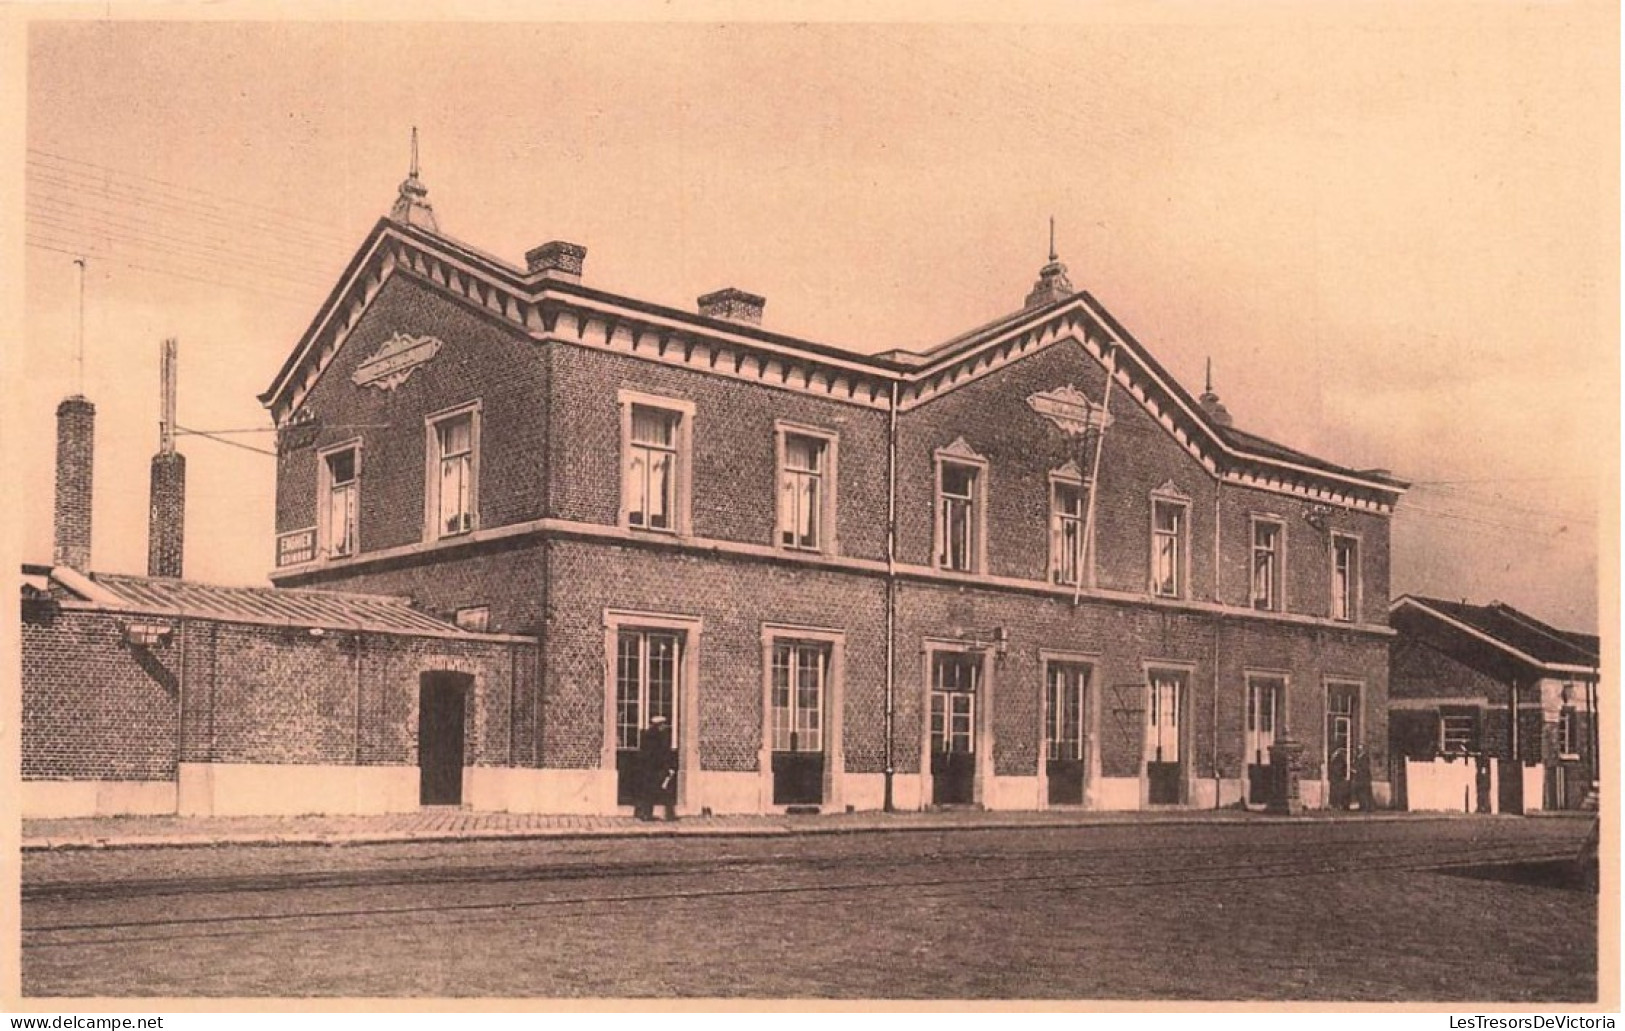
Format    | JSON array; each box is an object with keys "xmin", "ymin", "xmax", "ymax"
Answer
[{"xmin": 635, "ymin": 716, "xmax": 678, "ymax": 822}]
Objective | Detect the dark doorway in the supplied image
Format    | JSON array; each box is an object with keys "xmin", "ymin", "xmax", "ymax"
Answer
[
  {"xmin": 1146, "ymin": 671, "xmax": 1184, "ymax": 805},
  {"xmin": 419, "ymin": 672, "xmax": 470, "ymax": 806},
  {"xmin": 1326, "ymin": 682, "xmax": 1360, "ymax": 810},
  {"xmin": 771, "ymin": 641, "xmax": 828, "ymax": 806}
]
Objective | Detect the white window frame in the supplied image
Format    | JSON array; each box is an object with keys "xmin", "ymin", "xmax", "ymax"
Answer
[
  {"xmin": 1331, "ymin": 532, "xmax": 1361, "ymax": 622},
  {"xmin": 774, "ymin": 421, "xmax": 839, "ymax": 555},
  {"xmin": 424, "ymin": 401, "xmax": 481, "ymax": 542},
  {"xmin": 1048, "ymin": 468, "xmax": 1089, "ymax": 586},
  {"xmin": 618, "ymin": 390, "xmax": 695, "ymax": 536},
  {"xmin": 1150, "ymin": 491, "xmax": 1190, "ymax": 599},
  {"xmin": 758, "ymin": 623, "xmax": 847, "ymax": 810},
  {"xmin": 1439, "ymin": 711, "xmax": 1477, "ymax": 754},
  {"xmin": 317, "ymin": 439, "xmax": 362, "ymax": 559},
  {"xmin": 933, "ymin": 443, "xmax": 989, "ymax": 574},
  {"xmin": 1558, "ymin": 707, "xmax": 1581, "ymax": 759},
  {"xmin": 1249, "ymin": 516, "xmax": 1285, "ymax": 611}
]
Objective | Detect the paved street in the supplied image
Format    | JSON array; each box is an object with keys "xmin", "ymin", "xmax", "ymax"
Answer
[{"xmin": 22, "ymin": 817, "xmax": 1595, "ymax": 1001}]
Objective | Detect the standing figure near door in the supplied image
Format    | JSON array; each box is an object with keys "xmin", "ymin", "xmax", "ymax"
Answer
[{"xmin": 636, "ymin": 715, "xmax": 678, "ymax": 822}]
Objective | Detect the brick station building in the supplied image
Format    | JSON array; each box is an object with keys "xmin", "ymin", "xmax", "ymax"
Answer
[{"xmin": 258, "ymin": 169, "xmax": 1407, "ymax": 817}]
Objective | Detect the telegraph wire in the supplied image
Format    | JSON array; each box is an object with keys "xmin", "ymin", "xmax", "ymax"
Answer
[
  {"xmin": 174, "ymin": 425, "xmax": 278, "ymax": 458},
  {"xmin": 26, "ymin": 236, "xmax": 319, "ymax": 307},
  {"xmin": 27, "ymin": 165, "xmax": 354, "ymax": 257},
  {"xmin": 28, "ymin": 148, "xmax": 354, "ymax": 243},
  {"xmin": 26, "ymin": 207, "xmax": 335, "ymax": 292}
]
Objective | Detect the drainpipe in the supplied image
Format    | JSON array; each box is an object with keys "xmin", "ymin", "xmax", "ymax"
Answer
[
  {"xmin": 883, "ymin": 379, "xmax": 899, "ymax": 812},
  {"xmin": 1212, "ymin": 483, "xmax": 1222, "ymax": 808},
  {"xmin": 177, "ymin": 617, "xmax": 188, "ymax": 773},
  {"xmin": 1509, "ymin": 676, "xmax": 1520, "ymax": 812},
  {"xmin": 352, "ymin": 625, "xmax": 365, "ymax": 764}
]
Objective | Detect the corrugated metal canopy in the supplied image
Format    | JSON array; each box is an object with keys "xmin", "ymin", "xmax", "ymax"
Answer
[{"xmin": 68, "ymin": 571, "xmax": 479, "ymax": 637}]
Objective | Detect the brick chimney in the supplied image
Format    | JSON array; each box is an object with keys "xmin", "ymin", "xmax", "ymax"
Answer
[
  {"xmin": 698, "ymin": 288, "xmax": 765, "ymax": 326},
  {"xmin": 147, "ymin": 338, "xmax": 185, "ymax": 578},
  {"xmin": 52, "ymin": 395, "xmax": 94, "ymax": 570},
  {"xmin": 147, "ymin": 452, "xmax": 185, "ymax": 578},
  {"xmin": 526, "ymin": 241, "xmax": 587, "ymax": 281}
]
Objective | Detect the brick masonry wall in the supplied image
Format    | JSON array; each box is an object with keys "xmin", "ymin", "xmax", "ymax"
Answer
[
  {"xmin": 22, "ymin": 607, "xmax": 177, "ymax": 780},
  {"xmin": 1389, "ymin": 636, "xmax": 1507, "ymax": 702},
  {"xmin": 276, "ymin": 274, "xmax": 548, "ymax": 557},
  {"xmin": 547, "ymin": 343, "xmax": 892, "ymax": 561},
  {"xmin": 1216, "ymin": 481, "xmax": 1391, "ymax": 619},
  {"xmin": 895, "ymin": 583, "xmax": 1389, "ymax": 783},
  {"xmin": 24, "ymin": 603, "xmax": 534, "ymax": 779},
  {"xmin": 543, "ymin": 538, "xmax": 888, "ymax": 772},
  {"xmin": 895, "ymin": 338, "xmax": 1222, "ymax": 599}
]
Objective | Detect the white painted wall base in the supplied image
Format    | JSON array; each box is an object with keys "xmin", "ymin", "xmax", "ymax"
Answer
[
  {"xmin": 177, "ymin": 763, "xmax": 418, "ymax": 817},
  {"xmin": 841, "ymin": 773, "xmax": 925, "ymax": 811},
  {"xmin": 463, "ymin": 767, "xmax": 613, "ymax": 814},
  {"xmin": 1094, "ymin": 777, "xmax": 1141, "ymax": 811},
  {"xmin": 1522, "ymin": 764, "xmax": 1545, "ymax": 812},
  {"xmin": 986, "ymin": 775, "xmax": 1041, "ymax": 811},
  {"xmin": 690, "ymin": 771, "xmax": 760, "ymax": 815},
  {"xmin": 1299, "ymin": 779, "xmax": 1325, "ymax": 811},
  {"xmin": 22, "ymin": 779, "xmax": 177, "ymax": 818},
  {"xmin": 1189, "ymin": 778, "xmax": 1246, "ymax": 810},
  {"xmin": 1404, "ymin": 758, "xmax": 1477, "ymax": 812}
]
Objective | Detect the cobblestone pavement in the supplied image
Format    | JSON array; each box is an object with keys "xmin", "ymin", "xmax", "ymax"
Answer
[{"xmin": 19, "ymin": 804, "xmax": 1518, "ymax": 851}]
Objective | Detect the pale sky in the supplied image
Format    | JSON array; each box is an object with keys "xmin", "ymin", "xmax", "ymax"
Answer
[{"xmin": 13, "ymin": 7, "xmax": 1618, "ymax": 631}]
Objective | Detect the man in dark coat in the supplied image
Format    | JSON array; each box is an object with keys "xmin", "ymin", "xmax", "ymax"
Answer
[{"xmin": 636, "ymin": 716, "xmax": 678, "ymax": 822}]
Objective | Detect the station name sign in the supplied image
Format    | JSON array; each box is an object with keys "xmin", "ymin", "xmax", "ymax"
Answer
[{"xmin": 352, "ymin": 332, "xmax": 443, "ymax": 392}]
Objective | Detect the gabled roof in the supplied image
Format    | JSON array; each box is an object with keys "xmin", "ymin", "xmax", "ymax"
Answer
[
  {"xmin": 1391, "ymin": 594, "xmax": 1599, "ymax": 674},
  {"xmin": 261, "ymin": 215, "xmax": 1406, "ymax": 511},
  {"xmin": 25, "ymin": 565, "xmax": 521, "ymax": 640}
]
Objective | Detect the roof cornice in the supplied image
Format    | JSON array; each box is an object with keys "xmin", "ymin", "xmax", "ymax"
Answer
[{"xmin": 261, "ymin": 221, "xmax": 1405, "ymax": 508}]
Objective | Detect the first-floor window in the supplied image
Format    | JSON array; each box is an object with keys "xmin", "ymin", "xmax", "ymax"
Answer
[
  {"xmin": 431, "ymin": 411, "xmax": 477, "ymax": 538},
  {"xmin": 323, "ymin": 447, "xmax": 358, "ymax": 557},
  {"xmin": 1251, "ymin": 520, "xmax": 1282, "ymax": 610},
  {"xmin": 770, "ymin": 642, "xmax": 826, "ymax": 753},
  {"xmin": 778, "ymin": 433, "xmax": 829, "ymax": 551},
  {"xmin": 938, "ymin": 462, "xmax": 980, "ymax": 572},
  {"xmin": 1332, "ymin": 534, "xmax": 1359, "ymax": 621},
  {"xmin": 626, "ymin": 404, "xmax": 682, "ymax": 531},
  {"xmin": 615, "ymin": 630, "xmax": 680, "ymax": 750},
  {"xmin": 1051, "ymin": 480, "xmax": 1086, "ymax": 585},
  {"xmin": 1152, "ymin": 498, "xmax": 1186, "ymax": 597}
]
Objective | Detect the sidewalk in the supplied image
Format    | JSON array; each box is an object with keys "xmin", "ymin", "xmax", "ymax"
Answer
[{"xmin": 21, "ymin": 805, "xmax": 1479, "ymax": 852}]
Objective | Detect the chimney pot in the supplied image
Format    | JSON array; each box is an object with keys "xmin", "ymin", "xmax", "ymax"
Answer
[
  {"xmin": 52, "ymin": 395, "xmax": 95, "ymax": 570},
  {"xmin": 526, "ymin": 241, "xmax": 587, "ymax": 281},
  {"xmin": 697, "ymin": 287, "xmax": 766, "ymax": 326}
]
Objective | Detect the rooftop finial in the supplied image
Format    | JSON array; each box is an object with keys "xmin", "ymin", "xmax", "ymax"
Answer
[
  {"xmin": 1199, "ymin": 357, "xmax": 1233, "ymax": 427},
  {"xmin": 1023, "ymin": 218, "xmax": 1074, "ymax": 310},
  {"xmin": 1048, "ymin": 216, "xmax": 1057, "ymax": 263},
  {"xmin": 390, "ymin": 126, "xmax": 439, "ymax": 231}
]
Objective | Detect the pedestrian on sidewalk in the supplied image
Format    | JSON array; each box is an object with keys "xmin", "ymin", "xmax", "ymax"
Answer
[{"xmin": 636, "ymin": 716, "xmax": 679, "ymax": 822}]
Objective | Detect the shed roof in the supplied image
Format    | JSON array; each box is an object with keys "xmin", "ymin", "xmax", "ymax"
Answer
[{"xmin": 1394, "ymin": 595, "xmax": 1599, "ymax": 672}]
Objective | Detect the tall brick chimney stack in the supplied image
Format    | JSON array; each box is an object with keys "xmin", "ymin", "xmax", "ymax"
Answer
[
  {"xmin": 147, "ymin": 338, "xmax": 185, "ymax": 578},
  {"xmin": 52, "ymin": 395, "xmax": 95, "ymax": 570}
]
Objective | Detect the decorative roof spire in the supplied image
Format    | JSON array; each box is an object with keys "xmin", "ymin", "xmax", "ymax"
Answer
[
  {"xmin": 1198, "ymin": 357, "xmax": 1234, "ymax": 427},
  {"xmin": 389, "ymin": 126, "xmax": 439, "ymax": 231},
  {"xmin": 1024, "ymin": 217, "xmax": 1075, "ymax": 309}
]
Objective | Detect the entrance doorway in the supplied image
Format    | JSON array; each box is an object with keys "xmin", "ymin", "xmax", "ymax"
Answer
[
  {"xmin": 1326, "ymin": 682, "xmax": 1360, "ymax": 809},
  {"xmin": 1146, "ymin": 671, "xmax": 1185, "ymax": 805},
  {"xmin": 614, "ymin": 629, "xmax": 683, "ymax": 807},
  {"xmin": 1045, "ymin": 662, "xmax": 1090, "ymax": 805},
  {"xmin": 1246, "ymin": 676, "xmax": 1284, "ymax": 806},
  {"xmin": 770, "ymin": 641, "xmax": 828, "ymax": 806},
  {"xmin": 419, "ymin": 671, "xmax": 470, "ymax": 806},
  {"xmin": 930, "ymin": 652, "xmax": 981, "ymax": 806}
]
